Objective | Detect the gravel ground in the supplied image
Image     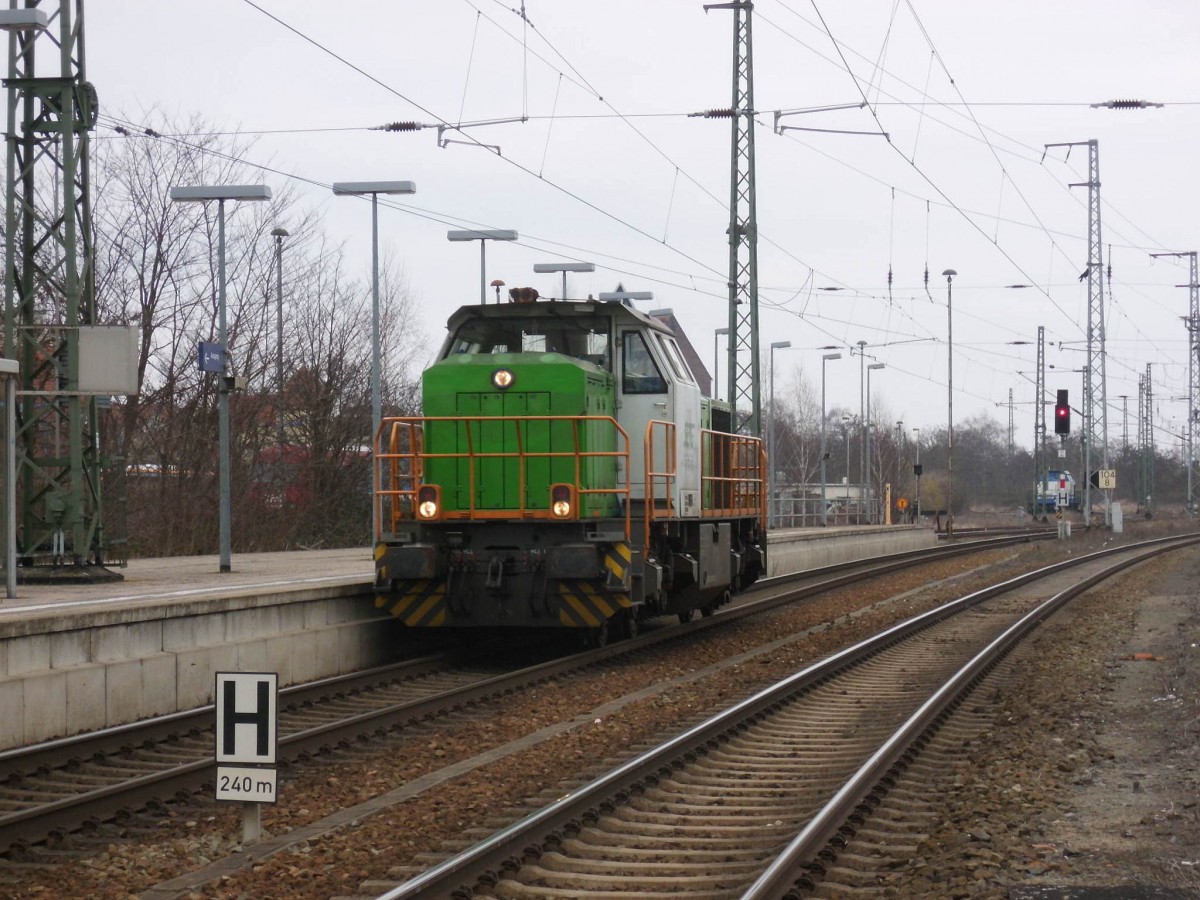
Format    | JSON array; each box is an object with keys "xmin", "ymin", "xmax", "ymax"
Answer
[
  {"xmin": 883, "ymin": 538, "xmax": 1200, "ymax": 899},
  {"xmin": 6, "ymin": 531, "xmax": 1198, "ymax": 900}
]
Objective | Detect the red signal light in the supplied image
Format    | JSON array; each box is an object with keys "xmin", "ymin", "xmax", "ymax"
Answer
[{"xmin": 1054, "ymin": 389, "xmax": 1070, "ymax": 435}]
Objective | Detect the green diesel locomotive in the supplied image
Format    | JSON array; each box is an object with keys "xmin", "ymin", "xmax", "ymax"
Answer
[{"xmin": 372, "ymin": 289, "xmax": 766, "ymax": 642}]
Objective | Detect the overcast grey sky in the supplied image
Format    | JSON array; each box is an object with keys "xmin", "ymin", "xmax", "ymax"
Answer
[{"xmin": 85, "ymin": 1, "xmax": 1200, "ymax": 449}]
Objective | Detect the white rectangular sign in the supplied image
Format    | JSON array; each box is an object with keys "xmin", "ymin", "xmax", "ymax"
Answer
[
  {"xmin": 215, "ymin": 672, "xmax": 278, "ymax": 765},
  {"xmin": 215, "ymin": 765, "xmax": 277, "ymax": 803},
  {"xmin": 1098, "ymin": 469, "xmax": 1117, "ymax": 489},
  {"xmin": 79, "ymin": 325, "xmax": 139, "ymax": 394}
]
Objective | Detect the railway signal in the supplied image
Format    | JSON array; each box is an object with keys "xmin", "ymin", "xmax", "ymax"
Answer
[{"xmin": 1054, "ymin": 390, "xmax": 1071, "ymax": 435}]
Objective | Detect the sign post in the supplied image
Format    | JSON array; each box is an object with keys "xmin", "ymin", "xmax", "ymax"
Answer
[{"xmin": 215, "ymin": 672, "xmax": 278, "ymax": 843}]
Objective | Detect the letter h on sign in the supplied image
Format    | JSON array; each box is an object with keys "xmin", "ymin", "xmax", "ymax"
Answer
[{"xmin": 215, "ymin": 672, "xmax": 278, "ymax": 765}]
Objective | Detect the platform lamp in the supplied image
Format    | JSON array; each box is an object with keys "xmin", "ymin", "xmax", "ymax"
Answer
[
  {"xmin": 448, "ymin": 229, "xmax": 518, "ymax": 306},
  {"xmin": 271, "ymin": 226, "xmax": 289, "ymax": 449},
  {"xmin": 842, "ymin": 414, "xmax": 853, "ymax": 522},
  {"xmin": 820, "ymin": 352, "xmax": 842, "ymax": 526},
  {"xmin": 913, "ymin": 427, "xmax": 922, "ymax": 522},
  {"xmin": 491, "ymin": 279, "xmax": 505, "ymax": 304},
  {"xmin": 333, "ymin": 181, "xmax": 417, "ymax": 546},
  {"xmin": 943, "ymin": 268, "xmax": 957, "ymax": 540},
  {"xmin": 0, "ymin": 9, "xmax": 48, "ymax": 30},
  {"xmin": 0, "ymin": 358, "xmax": 15, "ymax": 597},
  {"xmin": 533, "ymin": 261, "xmax": 594, "ymax": 300},
  {"xmin": 768, "ymin": 341, "xmax": 792, "ymax": 528},
  {"xmin": 865, "ymin": 362, "xmax": 885, "ymax": 523},
  {"xmin": 170, "ymin": 184, "xmax": 272, "ymax": 573}
]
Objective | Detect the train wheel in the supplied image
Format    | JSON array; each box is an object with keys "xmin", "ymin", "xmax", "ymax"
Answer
[
  {"xmin": 699, "ymin": 604, "xmax": 715, "ymax": 618},
  {"xmin": 678, "ymin": 608, "xmax": 694, "ymax": 625},
  {"xmin": 623, "ymin": 609, "xmax": 640, "ymax": 641},
  {"xmin": 587, "ymin": 620, "xmax": 610, "ymax": 648}
]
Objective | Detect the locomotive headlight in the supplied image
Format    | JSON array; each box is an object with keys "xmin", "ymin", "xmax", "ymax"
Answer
[
  {"xmin": 492, "ymin": 368, "xmax": 515, "ymax": 389},
  {"xmin": 416, "ymin": 485, "xmax": 441, "ymax": 520},
  {"xmin": 550, "ymin": 483, "xmax": 573, "ymax": 518}
]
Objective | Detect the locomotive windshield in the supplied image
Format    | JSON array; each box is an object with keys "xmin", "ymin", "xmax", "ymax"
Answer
[{"xmin": 446, "ymin": 312, "xmax": 613, "ymax": 369}]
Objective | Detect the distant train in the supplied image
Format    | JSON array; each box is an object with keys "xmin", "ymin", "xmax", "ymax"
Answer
[
  {"xmin": 1034, "ymin": 469, "xmax": 1078, "ymax": 512},
  {"xmin": 372, "ymin": 289, "xmax": 766, "ymax": 643}
]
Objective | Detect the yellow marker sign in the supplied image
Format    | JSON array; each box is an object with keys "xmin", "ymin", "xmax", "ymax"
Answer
[{"xmin": 896, "ymin": 497, "xmax": 909, "ymax": 511}]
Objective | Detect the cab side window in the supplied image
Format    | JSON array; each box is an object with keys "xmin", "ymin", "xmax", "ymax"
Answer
[{"xmin": 622, "ymin": 332, "xmax": 667, "ymax": 394}]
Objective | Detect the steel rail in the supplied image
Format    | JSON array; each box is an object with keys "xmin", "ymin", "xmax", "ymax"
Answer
[
  {"xmin": 1, "ymin": 529, "xmax": 1037, "ymax": 780},
  {"xmin": 0, "ymin": 653, "xmax": 456, "ymax": 782},
  {"xmin": 375, "ymin": 532, "xmax": 1196, "ymax": 899},
  {"xmin": 742, "ymin": 531, "xmax": 1200, "ymax": 898},
  {"xmin": 0, "ymin": 532, "xmax": 1052, "ymax": 855}
]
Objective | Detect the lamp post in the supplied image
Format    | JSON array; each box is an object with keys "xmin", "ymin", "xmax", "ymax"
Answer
[
  {"xmin": 856, "ymin": 339, "xmax": 867, "ymax": 497},
  {"xmin": 170, "ymin": 184, "xmax": 272, "ymax": 573},
  {"xmin": 714, "ymin": 327, "xmax": 730, "ymax": 401},
  {"xmin": 820, "ymin": 352, "xmax": 842, "ymax": 526},
  {"xmin": 532, "ymin": 261, "xmax": 594, "ymax": 300},
  {"xmin": 842, "ymin": 414, "xmax": 853, "ymax": 522},
  {"xmin": 271, "ymin": 226, "xmax": 288, "ymax": 449},
  {"xmin": 913, "ymin": 426, "xmax": 922, "ymax": 523},
  {"xmin": 0, "ymin": 357, "xmax": 15, "ymax": 597},
  {"xmin": 332, "ymin": 180, "xmax": 417, "ymax": 546},
  {"xmin": 768, "ymin": 340, "xmax": 791, "ymax": 528},
  {"xmin": 943, "ymin": 268, "xmax": 957, "ymax": 540},
  {"xmin": 866, "ymin": 362, "xmax": 885, "ymax": 523},
  {"xmin": 448, "ymin": 229, "xmax": 518, "ymax": 306}
]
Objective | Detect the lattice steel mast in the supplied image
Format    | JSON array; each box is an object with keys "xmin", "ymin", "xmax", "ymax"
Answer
[
  {"xmin": 1138, "ymin": 364, "xmax": 1154, "ymax": 515},
  {"xmin": 705, "ymin": 1, "xmax": 761, "ymax": 436},
  {"xmin": 1045, "ymin": 139, "xmax": 1107, "ymax": 526},
  {"xmin": 3, "ymin": 0, "xmax": 110, "ymax": 570},
  {"xmin": 1149, "ymin": 250, "xmax": 1197, "ymax": 517}
]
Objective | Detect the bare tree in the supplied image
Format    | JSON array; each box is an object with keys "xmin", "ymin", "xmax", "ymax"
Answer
[{"xmin": 91, "ymin": 114, "xmax": 423, "ymax": 555}]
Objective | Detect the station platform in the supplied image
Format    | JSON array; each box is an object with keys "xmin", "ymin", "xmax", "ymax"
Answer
[
  {"xmin": 0, "ymin": 547, "xmax": 373, "ymax": 622},
  {"xmin": 0, "ymin": 548, "xmax": 392, "ymax": 751},
  {"xmin": 766, "ymin": 523, "xmax": 933, "ymax": 576},
  {"xmin": 0, "ymin": 526, "xmax": 934, "ymax": 751}
]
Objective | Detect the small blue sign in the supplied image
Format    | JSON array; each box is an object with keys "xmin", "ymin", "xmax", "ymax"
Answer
[{"xmin": 199, "ymin": 341, "xmax": 225, "ymax": 373}]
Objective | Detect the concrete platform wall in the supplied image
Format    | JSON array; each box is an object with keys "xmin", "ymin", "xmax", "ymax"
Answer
[
  {"xmin": 0, "ymin": 526, "xmax": 935, "ymax": 750},
  {"xmin": 767, "ymin": 525, "xmax": 935, "ymax": 577},
  {"xmin": 0, "ymin": 588, "xmax": 400, "ymax": 751}
]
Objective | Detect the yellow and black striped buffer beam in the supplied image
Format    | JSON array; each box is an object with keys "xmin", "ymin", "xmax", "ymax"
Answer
[
  {"xmin": 557, "ymin": 579, "xmax": 631, "ymax": 628},
  {"xmin": 603, "ymin": 541, "xmax": 632, "ymax": 591},
  {"xmin": 377, "ymin": 579, "xmax": 448, "ymax": 627}
]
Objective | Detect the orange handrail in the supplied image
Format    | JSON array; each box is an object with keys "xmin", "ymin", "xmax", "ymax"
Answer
[
  {"xmin": 698, "ymin": 428, "xmax": 766, "ymax": 526},
  {"xmin": 643, "ymin": 419, "xmax": 676, "ymax": 553},
  {"xmin": 641, "ymin": 422, "xmax": 766, "ymax": 552},
  {"xmin": 375, "ymin": 415, "xmax": 631, "ymax": 543}
]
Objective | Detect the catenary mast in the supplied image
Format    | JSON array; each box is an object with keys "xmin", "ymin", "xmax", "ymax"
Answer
[
  {"xmin": 705, "ymin": 1, "xmax": 761, "ymax": 437},
  {"xmin": 1045, "ymin": 140, "xmax": 1108, "ymax": 526},
  {"xmin": 1149, "ymin": 250, "xmax": 1198, "ymax": 516},
  {"xmin": 3, "ymin": 0, "xmax": 113, "ymax": 572}
]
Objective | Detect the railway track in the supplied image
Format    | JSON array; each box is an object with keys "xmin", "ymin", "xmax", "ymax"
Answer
[
  {"xmin": 372, "ymin": 533, "xmax": 1197, "ymax": 899},
  {"xmin": 0, "ymin": 532, "xmax": 1049, "ymax": 860}
]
